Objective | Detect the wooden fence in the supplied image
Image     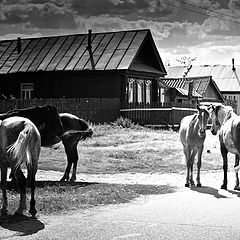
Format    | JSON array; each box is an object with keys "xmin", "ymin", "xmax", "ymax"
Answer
[
  {"xmin": 120, "ymin": 102, "xmax": 197, "ymax": 128},
  {"xmin": 0, "ymin": 98, "xmax": 121, "ymax": 124},
  {"xmin": 0, "ymin": 98, "xmax": 197, "ymax": 126}
]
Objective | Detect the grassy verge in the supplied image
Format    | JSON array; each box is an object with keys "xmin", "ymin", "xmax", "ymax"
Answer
[{"xmin": 4, "ymin": 182, "xmax": 176, "ymax": 216}]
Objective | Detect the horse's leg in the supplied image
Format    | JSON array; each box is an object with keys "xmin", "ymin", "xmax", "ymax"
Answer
[
  {"xmin": 70, "ymin": 144, "xmax": 79, "ymax": 182},
  {"xmin": 184, "ymin": 146, "xmax": 191, "ymax": 187},
  {"xmin": 60, "ymin": 141, "xmax": 73, "ymax": 182},
  {"xmin": 14, "ymin": 169, "xmax": 27, "ymax": 215},
  {"xmin": 196, "ymin": 145, "xmax": 203, "ymax": 187},
  {"xmin": 190, "ymin": 148, "xmax": 197, "ymax": 186},
  {"xmin": 220, "ymin": 144, "xmax": 228, "ymax": 189},
  {"xmin": 1, "ymin": 167, "xmax": 8, "ymax": 216},
  {"xmin": 28, "ymin": 169, "xmax": 37, "ymax": 217},
  {"xmin": 234, "ymin": 154, "xmax": 240, "ymax": 190}
]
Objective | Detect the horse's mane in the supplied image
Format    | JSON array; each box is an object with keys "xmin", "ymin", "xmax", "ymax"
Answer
[{"xmin": 215, "ymin": 104, "xmax": 234, "ymax": 124}]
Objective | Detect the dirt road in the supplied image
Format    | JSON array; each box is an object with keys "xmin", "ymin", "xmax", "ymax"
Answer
[{"xmin": 1, "ymin": 170, "xmax": 240, "ymax": 240}]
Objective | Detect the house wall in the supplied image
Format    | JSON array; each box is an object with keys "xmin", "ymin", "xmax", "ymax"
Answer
[
  {"xmin": 222, "ymin": 92, "xmax": 239, "ymax": 114},
  {"xmin": 0, "ymin": 70, "xmax": 124, "ymax": 99}
]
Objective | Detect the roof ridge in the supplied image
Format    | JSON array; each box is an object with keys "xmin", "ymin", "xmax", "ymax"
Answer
[{"xmin": 0, "ymin": 29, "xmax": 151, "ymax": 42}]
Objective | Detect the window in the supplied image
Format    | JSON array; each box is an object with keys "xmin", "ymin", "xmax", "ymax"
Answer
[
  {"xmin": 137, "ymin": 80, "xmax": 144, "ymax": 103},
  {"xmin": 21, "ymin": 83, "xmax": 34, "ymax": 99},
  {"xmin": 146, "ymin": 80, "xmax": 151, "ymax": 103},
  {"xmin": 127, "ymin": 77, "xmax": 152, "ymax": 104},
  {"xmin": 160, "ymin": 87, "xmax": 165, "ymax": 103}
]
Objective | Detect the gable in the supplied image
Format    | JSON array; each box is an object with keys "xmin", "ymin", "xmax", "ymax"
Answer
[{"xmin": 129, "ymin": 32, "xmax": 166, "ymax": 75}]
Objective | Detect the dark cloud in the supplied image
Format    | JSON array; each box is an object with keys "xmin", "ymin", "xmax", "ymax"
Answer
[
  {"xmin": 1, "ymin": 1, "xmax": 77, "ymax": 29},
  {"xmin": 70, "ymin": 0, "xmax": 176, "ymax": 21}
]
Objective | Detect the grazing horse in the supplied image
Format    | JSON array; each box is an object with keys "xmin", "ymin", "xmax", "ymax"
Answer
[
  {"xmin": 58, "ymin": 113, "xmax": 93, "ymax": 182},
  {"xmin": 179, "ymin": 105, "xmax": 209, "ymax": 187},
  {"xmin": 0, "ymin": 106, "xmax": 92, "ymax": 182},
  {"xmin": 0, "ymin": 116, "xmax": 41, "ymax": 217},
  {"xmin": 208, "ymin": 104, "xmax": 240, "ymax": 190}
]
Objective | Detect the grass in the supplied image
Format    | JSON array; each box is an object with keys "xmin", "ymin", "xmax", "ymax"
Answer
[
  {"xmin": 4, "ymin": 183, "xmax": 176, "ymax": 216},
  {"xmin": 1, "ymin": 118, "xmax": 235, "ymax": 216}
]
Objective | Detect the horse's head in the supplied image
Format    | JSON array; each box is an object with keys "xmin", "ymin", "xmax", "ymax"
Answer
[
  {"xmin": 197, "ymin": 105, "xmax": 209, "ymax": 137},
  {"xmin": 208, "ymin": 104, "xmax": 222, "ymax": 135},
  {"xmin": 39, "ymin": 105, "xmax": 64, "ymax": 137}
]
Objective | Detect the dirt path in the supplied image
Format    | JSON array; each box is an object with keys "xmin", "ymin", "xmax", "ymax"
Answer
[{"xmin": 1, "ymin": 170, "xmax": 240, "ymax": 240}]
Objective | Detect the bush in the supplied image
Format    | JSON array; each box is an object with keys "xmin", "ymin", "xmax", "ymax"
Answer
[{"xmin": 111, "ymin": 117, "xmax": 142, "ymax": 129}]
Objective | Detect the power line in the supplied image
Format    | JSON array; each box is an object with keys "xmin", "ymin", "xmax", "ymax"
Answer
[
  {"xmin": 174, "ymin": 0, "xmax": 240, "ymax": 21},
  {"xmin": 161, "ymin": 0, "xmax": 240, "ymax": 25}
]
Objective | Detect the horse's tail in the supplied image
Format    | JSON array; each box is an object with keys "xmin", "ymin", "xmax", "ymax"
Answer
[
  {"xmin": 61, "ymin": 128, "xmax": 93, "ymax": 141},
  {"xmin": 7, "ymin": 123, "xmax": 41, "ymax": 176}
]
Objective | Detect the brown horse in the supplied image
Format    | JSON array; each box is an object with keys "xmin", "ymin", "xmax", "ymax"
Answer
[
  {"xmin": 0, "ymin": 116, "xmax": 41, "ymax": 217},
  {"xmin": 179, "ymin": 105, "xmax": 209, "ymax": 187},
  {"xmin": 43, "ymin": 112, "xmax": 93, "ymax": 182},
  {"xmin": 0, "ymin": 106, "xmax": 92, "ymax": 182},
  {"xmin": 208, "ymin": 104, "xmax": 240, "ymax": 190}
]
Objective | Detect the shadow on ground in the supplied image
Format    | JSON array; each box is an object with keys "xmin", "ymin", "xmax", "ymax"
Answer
[
  {"xmin": 0, "ymin": 214, "xmax": 44, "ymax": 236},
  {"xmin": 190, "ymin": 185, "xmax": 240, "ymax": 199}
]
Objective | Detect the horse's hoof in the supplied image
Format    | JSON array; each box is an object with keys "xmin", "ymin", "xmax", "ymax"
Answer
[
  {"xmin": 197, "ymin": 183, "xmax": 202, "ymax": 187},
  {"xmin": 234, "ymin": 186, "xmax": 240, "ymax": 191},
  {"xmin": 1, "ymin": 209, "xmax": 8, "ymax": 216},
  {"xmin": 29, "ymin": 209, "xmax": 37, "ymax": 217},
  {"xmin": 221, "ymin": 185, "xmax": 227, "ymax": 190},
  {"xmin": 185, "ymin": 183, "xmax": 190, "ymax": 187},
  {"xmin": 14, "ymin": 211, "xmax": 23, "ymax": 217}
]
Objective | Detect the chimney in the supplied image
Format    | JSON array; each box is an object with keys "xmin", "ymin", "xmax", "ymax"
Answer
[
  {"xmin": 232, "ymin": 58, "xmax": 236, "ymax": 71},
  {"xmin": 17, "ymin": 37, "xmax": 21, "ymax": 54},
  {"xmin": 86, "ymin": 29, "xmax": 95, "ymax": 70}
]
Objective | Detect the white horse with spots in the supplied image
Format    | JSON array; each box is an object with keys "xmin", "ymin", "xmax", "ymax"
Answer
[{"xmin": 180, "ymin": 105, "xmax": 209, "ymax": 187}]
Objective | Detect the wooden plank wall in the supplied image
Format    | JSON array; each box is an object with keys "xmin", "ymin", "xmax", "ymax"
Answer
[
  {"xmin": 120, "ymin": 102, "xmax": 197, "ymax": 127},
  {"xmin": 0, "ymin": 98, "xmax": 121, "ymax": 124}
]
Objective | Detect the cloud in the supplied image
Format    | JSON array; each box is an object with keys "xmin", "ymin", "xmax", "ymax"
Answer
[
  {"xmin": 0, "ymin": 1, "xmax": 77, "ymax": 29},
  {"xmin": 70, "ymin": 0, "xmax": 176, "ymax": 21}
]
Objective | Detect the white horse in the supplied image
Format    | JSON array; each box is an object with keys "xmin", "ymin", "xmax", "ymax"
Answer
[
  {"xmin": 208, "ymin": 104, "xmax": 240, "ymax": 190},
  {"xmin": 179, "ymin": 105, "xmax": 209, "ymax": 187},
  {"xmin": 0, "ymin": 116, "xmax": 41, "ymax": 217}
]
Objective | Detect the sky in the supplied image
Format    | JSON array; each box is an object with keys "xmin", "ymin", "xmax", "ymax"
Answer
[{"xmin": 0, "ymin": 0, "xmax": 240, "ymax": 66}]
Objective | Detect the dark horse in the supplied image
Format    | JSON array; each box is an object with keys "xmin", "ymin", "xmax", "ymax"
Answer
[
  {"xmin": 0, "ymin": 106, "xmax": 92, "ymax": 182},
  {"xmin": 0, "ymin": 116, "xmax": 41, "ymax": 217}
]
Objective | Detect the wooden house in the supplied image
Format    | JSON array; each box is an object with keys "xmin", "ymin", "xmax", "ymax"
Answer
[
  {"xmin": 162, "ymin": 76, "xmax": 224, "ymax": 105},
  {"xmin": 166, "ymin": 63, "xmax": 239, "ymax": 113},
  {"xmin": 0, "ymin": 29, "xmax": 166, "ymax": 107}
]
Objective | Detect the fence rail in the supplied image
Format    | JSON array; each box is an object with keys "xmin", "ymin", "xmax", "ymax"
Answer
[
  {"xmin": 0, "ymin": 98, "xmax": 121, "ymax": 124},
  {"xmin": 120, "ymin": 102, "xmax": 197, "ymax": 127}
]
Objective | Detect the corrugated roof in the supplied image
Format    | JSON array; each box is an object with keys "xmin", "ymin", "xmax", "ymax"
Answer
[
  {"xmin": 162, "ymin": 76, "xmax": 211, "ymax": 96},
  {"xmin": 175, "ymin": 87, "xmax": 202, "ymax": 98},
  {"xmin": 165, "ymin": 65, "xmax": 240, "ymax": 92},
  {"xmin": 0, "ymin": 29, "xmax": 165, "ymax": 74}
]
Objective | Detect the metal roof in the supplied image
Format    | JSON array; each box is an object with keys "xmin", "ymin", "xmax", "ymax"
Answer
[
  {"xmin": 0, "ymin": 29, "xmax": 166, "ymax": 75},
  {"xmin": 165, "ymin": 65, "xmax": 240, "ymax": 92},
  {"xmin": 175, "ymin": 87, "xmax": 202, "ymax": 98},
  {"xmin": 162, "ymin": 76, "xmax": 211, "ymax": 97}
]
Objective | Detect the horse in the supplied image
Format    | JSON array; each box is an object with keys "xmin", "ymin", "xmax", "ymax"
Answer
[
  {"xmin": 0, "ymin": 116, "xmax": 41, "ymax": 217},
  {"xmin": 208, "ymin": 103, "xmax": 240, "ymax": 190},
  {"xmin": 42, "ymin": 112, "xmax": 93, "ymax": 182},
  {"xmin": 179, "ymin": 105, "xmax": 209, "ymax": 187},
  {"xmin": 0, "ymin": 106, "xmax": 93, "ymax": 182}
]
